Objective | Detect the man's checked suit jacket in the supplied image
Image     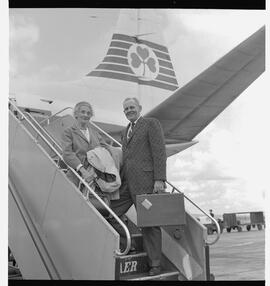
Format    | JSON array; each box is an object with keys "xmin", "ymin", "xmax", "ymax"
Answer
[{"xmin": 121, "ymin": 116, "xmax": 167, "ymax": 196}]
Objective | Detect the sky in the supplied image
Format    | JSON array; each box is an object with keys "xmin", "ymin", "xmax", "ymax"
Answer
[
  {"xmin": 1, "ymin": 7, "xmax": 269, "ymax": 284},
  {"xmin": 8, "ymin": 8, "xmax": 268, "ymax": 215}
]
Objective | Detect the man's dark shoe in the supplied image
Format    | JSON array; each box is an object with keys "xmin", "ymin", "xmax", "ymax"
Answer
[
  {"xmin": 120, "ymin": 246, "xmax": 136, "ymax": 254},
  {"xmin": 129, "ymin": 246, "xmax": 136, "ymax": 254},
  {"xmin": 148, "ymin": 266, "xmax": 161, "ymax": 276}
]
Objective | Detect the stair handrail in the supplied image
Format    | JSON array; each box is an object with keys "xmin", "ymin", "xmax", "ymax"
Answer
[
  {"xmin": 90, "ymin": 120, "xmax": 221, "ymax": 245},
  {"xmin": 24, "ymin": 111, "xmax": 64, "ymax": 168},
  {"xmin": 166, "ymin": 181, "xmax": 221, "ymax": 245},
  {"xmin": 9, "ymin": 101, "xmax": 131, "ymax": 256},
  {"xmin": 25, "ymin": 112, "xmax": 63, "ymax": 151},
  {"xmin": 39, "ymin": 107, "xmax": 73, "ymax": 125},
  {"xmin": 89, "ymin": 121, "xmax": 122, "ymax": 147}
]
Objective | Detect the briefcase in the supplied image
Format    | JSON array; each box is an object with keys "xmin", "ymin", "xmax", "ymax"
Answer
[{"xmin": 136, "ymin": 193, "xmax": 186, "ymax": 227}]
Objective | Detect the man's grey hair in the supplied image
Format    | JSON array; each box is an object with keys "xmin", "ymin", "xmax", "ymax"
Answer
[
  {"xmin": 73, "ymin": 101, "xmax": 94, "ymax": 118},
  {"xmin": 123, "ymin": 97, "xmax": 141, "ymax": 106}
]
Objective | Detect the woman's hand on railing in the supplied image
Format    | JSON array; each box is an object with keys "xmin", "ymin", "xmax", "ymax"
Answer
[{"xmin": 79, "ymin": 167, "xmax": 95, "ymax": 183}]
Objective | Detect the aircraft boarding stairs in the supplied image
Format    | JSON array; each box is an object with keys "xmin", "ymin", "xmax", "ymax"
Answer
[{"xmin": 8, "ymin": 102, "xmax": 220, "ymax": 280}]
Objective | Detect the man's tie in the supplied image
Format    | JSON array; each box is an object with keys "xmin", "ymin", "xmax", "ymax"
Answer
[{"xmin": 127, "ymin": 122, "xmax": 135, "ymax": 140}]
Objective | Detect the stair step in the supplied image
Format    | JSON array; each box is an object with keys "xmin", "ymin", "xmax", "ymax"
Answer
[
  {"xmin": 121, "ymin": 270, "xmax": 179, "ymax": 281},
  {"xmin": 8, "ymin": 265, "xmax": 23, "ymax": 280},
  {"xmin": 115, "ymin": 252, "xmax": 148, "ymax": 279},
  {"xmin": 131, "ymin": 233, "xmax": 143, "ymax": 252},
  {"xmin": 8, "ymin": 275, "xmax": 23, "ymax": 280}
]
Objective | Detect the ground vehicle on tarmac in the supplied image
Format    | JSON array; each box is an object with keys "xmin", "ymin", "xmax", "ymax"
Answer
[{"xmin": 223, "ymin": 212, "xmax": 265, "ymax": 233}]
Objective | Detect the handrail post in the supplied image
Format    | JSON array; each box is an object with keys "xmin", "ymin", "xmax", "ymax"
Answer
[
  {"xmin": 39, "ymin": 107, "xmax": 73, "ymax": 125},
  {"xmin": 89, "ymin": 121, "xmax": 122, "ymax": 147},
  {"xmin": 205, "ymin": 244, "xmax": 211, "ymax": 280}
]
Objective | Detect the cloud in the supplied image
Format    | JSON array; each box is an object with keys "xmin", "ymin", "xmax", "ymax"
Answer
[
  {"xmin": 167, "ymin": 104, "xmax": 266, "ymax": 214},
  {"xmin": 168, "ymin": 140, "xmax": 265, "ymax": 214},
  {"xmin": 9, "ymin": 15, "xmax": 39, "ymax": 77},
  {"xmin": 9, "ymin": 15, "xmax": 70, "ymax": 94},
  {"xmin": 10, "ymin": 15, "xmax": 39, "ymax": 46},
  {"xmin": 164, "ymin": 10, "xmax": 266, "ymax": 86},
  {"xmin": 178, "ymin": 175, "xmax": 263, "ymax": 214},
  {"xmin": 39, "ymin": 65, "xmax": 63, "ymax": 80}
]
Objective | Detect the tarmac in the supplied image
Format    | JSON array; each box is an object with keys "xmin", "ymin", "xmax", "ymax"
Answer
[
  {"xmin": 8, "ymin": 225, "xmax": 266, "ymax": 281},
  {"xmin": 209, "ymin": 227, "xmax": 265, "ymax": 280}
]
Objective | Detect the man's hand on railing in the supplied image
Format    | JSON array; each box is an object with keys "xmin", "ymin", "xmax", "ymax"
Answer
[{"xmin": 153, "ymin": 180, "xmax": 166, "ymax": 194}]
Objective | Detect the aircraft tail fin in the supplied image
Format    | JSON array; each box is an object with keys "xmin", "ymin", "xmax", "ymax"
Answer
[{"xmin": 86, "ymin": 9, "xmax": 179, "ymax": 92}]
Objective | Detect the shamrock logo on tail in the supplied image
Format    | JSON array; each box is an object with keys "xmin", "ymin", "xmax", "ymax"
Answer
[{"xmin": 130, "ymin": 45, "xmax": 157, "ymax": 78}]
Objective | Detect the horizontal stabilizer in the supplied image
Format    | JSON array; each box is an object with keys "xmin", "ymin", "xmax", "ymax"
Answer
[
  {"xmin": 145, "ymin": 26, "xmax": 265, "ymax": 142},
  {"xmin": 166, "ymin": 141, "xmax": 198, "ymax": 157}
]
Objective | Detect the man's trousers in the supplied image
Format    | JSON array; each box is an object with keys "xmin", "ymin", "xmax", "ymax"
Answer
[{"xmin": 108, "ymin": 180, "xmax": 162, "ymax": 268}]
